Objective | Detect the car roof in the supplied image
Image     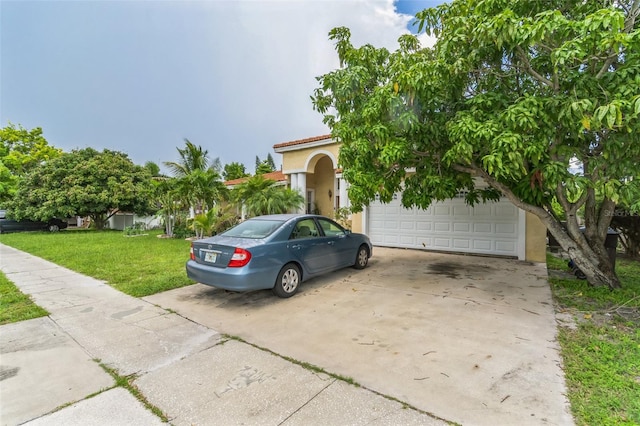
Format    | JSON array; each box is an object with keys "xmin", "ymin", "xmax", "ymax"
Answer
[{"xmin": 249, "ymin": 214, "xmax": 324, "ymax": 221}]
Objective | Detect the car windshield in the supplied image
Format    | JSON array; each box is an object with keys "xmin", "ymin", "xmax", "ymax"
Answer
[{"xmin": 223, "ymin": 219, "xmax": 284, "ymax": 239}]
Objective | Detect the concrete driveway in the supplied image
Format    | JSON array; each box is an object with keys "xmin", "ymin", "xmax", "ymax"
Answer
[{"xmin": 145, "ymin": 247, "xmax": 573, "ymax": 426}]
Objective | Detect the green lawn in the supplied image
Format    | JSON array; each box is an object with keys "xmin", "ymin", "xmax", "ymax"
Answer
[
  {"xmin": 0, "ymin": 229, "xmax": 193, "ymax": 297},
  {"xmin": 0, "ymin": 272, "xmax": 49, "ymax": 325},
  {"xmin": 548, "ymin": 252, "xmax": 640, "ymax": 426}
]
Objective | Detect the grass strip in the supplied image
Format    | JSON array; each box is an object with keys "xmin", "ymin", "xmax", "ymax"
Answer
[
  {"xmin": 548, "ymin": 253, "xmax": 640, "ymax": 425},
  {"xmin": 0, "ymin": 272, "xmax": 48, "ymax": 325},
  {"xmin": 98, "ymin": 361, "xmax": 169, "ymax": 422}
]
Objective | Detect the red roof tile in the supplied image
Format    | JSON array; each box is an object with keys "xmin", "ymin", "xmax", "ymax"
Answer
[
  {"xmin": 273, "ymin": 134, "xmax": 333, "ymax": 149},
  {"xmin": 224, "ymin": 170, "xmax": 287, "ymax": 186}
]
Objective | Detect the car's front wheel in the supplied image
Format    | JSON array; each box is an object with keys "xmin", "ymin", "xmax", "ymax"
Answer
[
  {"xmin": 273, "ymin": 263, "xmax": 301, "ymax": 298},
  {"xmin": 48, "ymin": 224, "xmax": 60, "ymax": 232},
  {"xmin": 353, "ymin": 245, "xmax": 369, "ymax": 269}
]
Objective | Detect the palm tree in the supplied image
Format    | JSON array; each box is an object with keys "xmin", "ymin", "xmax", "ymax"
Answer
[
  {"xmin": 163, "ymin": 139, "xmax": 212, "ymax": 177},
  {"xmin": 163, "ymin": 139, "xmax": 225, "ymax": 215},
  {"xmin": 232, "ymin": 175, "xmax": 304, "ymax": 217},
  {"xmin": 153, "ymin": 178, "xmax": 183, "ymax": 237}
]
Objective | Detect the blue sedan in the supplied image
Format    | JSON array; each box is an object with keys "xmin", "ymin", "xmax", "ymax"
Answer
[{"xmin": 186, "ymin": 214, "xmax": 372, "ymax": 298}]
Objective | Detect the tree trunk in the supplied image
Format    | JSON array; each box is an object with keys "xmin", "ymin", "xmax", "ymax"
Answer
[
  {"xmin": 92, "ymin": 215, "xmax": 108, "ymax": 230},
  {"xmin": 543, "ymin": 216, "xmax": 621, "ymax": 289},
  {"xmin": 468, "ymin": 166, "xmax": 622, "ymax": 289}
]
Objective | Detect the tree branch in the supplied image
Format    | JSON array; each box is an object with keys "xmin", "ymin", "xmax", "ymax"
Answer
[
  {"xmin": 595, "ymin": 0, "xmax": 639, "ymax": 78},
  {"xmin": 514, "ymin": 46, "xmax": 555, "ymax": 89}
]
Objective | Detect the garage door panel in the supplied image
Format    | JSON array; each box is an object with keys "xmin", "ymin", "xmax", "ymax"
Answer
[
  {"xmin": 434, "ymin": 222, "xmax": 450, "ymax": 232},
  {"xmin": 495, "ymin": 223, "xmax": 516, "ymax": 235},
  {"xmin": 434, "ymin": 205, "xmax": 451, "ymax": 215},
  {"xmin": 453, "ymin": 222, "xmax": 470, "ymax": 232},
  {"xmin": 472, "ymin": 240, "xmax": 492, "ymax": 251},
  {"xmin": 453, "ymin": 239, "xmax": 470, "ymax": 249},
  {"xmin": 400, "ymin": 220, "xmax": 415, "ymax": 230},
  {"xmin": 369, "ymin": 195, "xmax": 519, "ymax": 257},
  {"xmin": 473, "ymin": 222, "xmax": 492, "ymax": 233},
  {"xmin": 496, "ymin": 240, "xmax": 517, "ymax": 253},
  {"xmin": 453, "ymin": 205, "xmax": 471, "ymax": 215},
  {"xmin": 471, "ymin": 204, "xmax": 493, "ymax": 216}
]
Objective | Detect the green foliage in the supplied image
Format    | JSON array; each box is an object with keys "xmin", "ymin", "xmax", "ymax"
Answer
[
  {"xmin": 151, "ymin": 177, "xmax": 183, "ymax": 238},
  {"xmin": 144, "ymin": 161, "xmax": 162, "ymax": 177},
  {"xmin": 164, "ymin": 139, "xmax": 227, "ymax": 214},
  {"xmin": 223, "ymin": 162, "xmax": 249, "ymax": 181},
  {"xmin": 172, "ymin": 213, "xmax": 194, "ymax": 240},
  {"xmin": 190, "ymin": 205, "xmax": 238, "ymax": 238},
  {"xmin": 0, "ymin": 271, "xmax": 48, "ymax": 325},
  {"xmin": 8, "ymin": 148, "xmax": 155, "ymax": 230},
  {"xmin": 313, "ymin": 0, "xmax": 640, "ymax": 288},
  {"xmin": 232, "ymin": 175, "xmax": 304, "ymax": 217},
  {"xmin": 164, "ymin": 139, "xmax": 213, "ymax": 177},
  {"xmin": 549, "ymin": 253, "xmax": 640, "ymax": 425},
  {"xmin": 0, "ymin": 123, "xmax": 62, "ymax": 203},
  {"xmin": 334, "ymin": 206, "xmax": 352, "ymax": 229},
  {"xmin": 0, "ymin": 230, "xmax": 193, "ymax": 297},
  {"xmin": 123, "ymin": 222, "xmax": 147, "ymax": 237},
  {"xmin": 254, "ymin": 154, "xmax": 276, "ymax": 175}
]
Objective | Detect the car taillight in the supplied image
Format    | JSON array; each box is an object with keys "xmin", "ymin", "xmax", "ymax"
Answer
[
  {"xmin": 190, "ymin": 244, "xmax": 195, "ymax": 261},
  {"xmin": 228, "ymin": 248, "xmax": 251, "ymax": 267}
]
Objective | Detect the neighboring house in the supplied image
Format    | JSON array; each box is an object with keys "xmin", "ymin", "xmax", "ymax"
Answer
[
  {"xmin": 272, "ymin": 134, "xmax": 547, "ymax": 263},
  {"xmin": 107, "ymin": 211, "xmax": 161, "ymax": 230}
]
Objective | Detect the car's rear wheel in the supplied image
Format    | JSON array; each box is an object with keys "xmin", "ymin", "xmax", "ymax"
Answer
[
  {"xmin": 48, "ymin": 224, "xmax": 60, "ymax": 232},
  {"xmin": 273, "ymin": 263, "xmax": 301, "ymax": 298},
  {"xmin": 353, "ymin": 245, "xmax": 369, "ymax": 269}
]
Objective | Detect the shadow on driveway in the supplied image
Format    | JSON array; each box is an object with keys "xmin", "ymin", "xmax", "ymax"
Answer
[{"xmin": 145, "ymin": 247, "xmax": 573, "ymax": 426}]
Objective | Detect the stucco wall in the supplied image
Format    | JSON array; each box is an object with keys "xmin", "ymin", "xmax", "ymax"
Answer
[
  {"xmin": 525, "ymin": 212, "xmax": 547, "ymax": 262},
  {"xmin": 281, "ymin": 145, "xmax": 340, "ymax": 172},
  {"xmin": 350, "ymin": 212, "xmax": 363, "ymax": 234}
]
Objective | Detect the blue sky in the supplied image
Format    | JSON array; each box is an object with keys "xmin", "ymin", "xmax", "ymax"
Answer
[{"xmin": 1, "ymin": 0, "xmax": 442, "ymax": 175}]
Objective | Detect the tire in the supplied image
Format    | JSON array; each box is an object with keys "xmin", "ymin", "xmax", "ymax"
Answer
[
  {"xmin": 272, "ymin": 263, "xmax": 301, "ymax": 298},
  {"xmin": 353, "ymin": 245, "xmax": 369, "ymax": 269},
  {"xmin": 48, "ymin": 224, "xmax": 60, "ymax": 232}
]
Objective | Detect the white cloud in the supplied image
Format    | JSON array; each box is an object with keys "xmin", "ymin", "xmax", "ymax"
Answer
[{"xmin": 0, "ymin": 0, "xmax": 434, "ymax": 171}]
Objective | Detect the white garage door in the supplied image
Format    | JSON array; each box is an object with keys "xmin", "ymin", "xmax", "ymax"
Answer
[{"xmin": 368, "ymin": 193, "xmax": 520, "ymax": 257}]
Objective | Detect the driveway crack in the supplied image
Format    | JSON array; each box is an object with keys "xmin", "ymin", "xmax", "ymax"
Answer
[{"xmin": 278, "ymin": 378, "xmax": 337, "ymax": 425}]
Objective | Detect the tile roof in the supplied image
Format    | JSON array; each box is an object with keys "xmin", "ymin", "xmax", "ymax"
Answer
[
  {"xmin": 224, "ymin": 170, "xmax": 287, "ymax": 186},
  {"xmin": 273, "ymin": 134, "xmax": 333, "ymax": 149}
]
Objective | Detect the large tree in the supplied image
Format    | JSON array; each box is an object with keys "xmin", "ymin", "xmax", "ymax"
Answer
[
  {"xmin": 8, "ymin": 148, "xmax": 155, "ymax": 230},
  {"xmin": 223, "ymin": 162, "xmax": 249, "ymax": 181},
  {"xmin": 0, "ymin": 123, "xmax": 62, "ymax": 203},
  {"xmin": 313, "ymin": 0, "xmax": 640, "ymax": 289}
]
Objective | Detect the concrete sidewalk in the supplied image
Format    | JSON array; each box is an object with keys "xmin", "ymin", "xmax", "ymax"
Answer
[{"xmin": 0, "ymin": 243, "xmax": 446, "ymax": 426}]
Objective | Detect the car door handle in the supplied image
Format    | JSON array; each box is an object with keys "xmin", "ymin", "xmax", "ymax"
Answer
[
  {"xmin": 327, "ymin": 241, "xmax": 335, "ymax": 245},
  {"xmin": 291, "ymin": 244, "xmax": 302, "ymax": 249}
]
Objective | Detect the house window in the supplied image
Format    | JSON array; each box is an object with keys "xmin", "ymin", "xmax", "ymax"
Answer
[{"xmin": 307, "ymin": 189, "xmax": 315, "ymax": 214}]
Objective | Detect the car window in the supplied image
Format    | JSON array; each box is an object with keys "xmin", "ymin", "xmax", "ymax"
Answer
[
  {"xmin": 223, "ymin": 219, "xmax": 284, "ymax": 239},
  {"xmin": 290, "ymin": 219, "xmax": 319, "ymax": 239},
  {"xmin": 318, "ymin": 218, "xmax": 346, "ymax": 237}
]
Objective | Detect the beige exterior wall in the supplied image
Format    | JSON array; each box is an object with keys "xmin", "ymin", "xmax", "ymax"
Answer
[
  {"xmin": 281, "ymin": 144, "xmax": 340, "ymax": 172},
  {"xmin": 525, "ymin": 212, "xmax": 547, "ymax": 262},
  {"xmin": 350, "ymin": 212, "xmax": 363, "ymax": 233}
]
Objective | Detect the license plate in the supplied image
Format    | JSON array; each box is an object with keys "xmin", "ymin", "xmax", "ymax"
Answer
[{"xmin": 204, "ymin": 252, "xmax": 218, "ymax": 263}]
